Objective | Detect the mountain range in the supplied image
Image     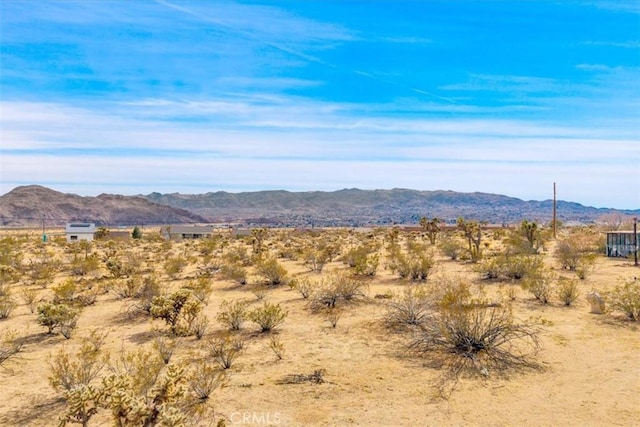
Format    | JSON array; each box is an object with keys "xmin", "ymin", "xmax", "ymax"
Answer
[
  {"xmin": 1, "ymin": 185, "xmax": 637, "ymax": 228},
  {"xmin": 0, "ymin": 185, "xmax": 206, "ymax": 227}
]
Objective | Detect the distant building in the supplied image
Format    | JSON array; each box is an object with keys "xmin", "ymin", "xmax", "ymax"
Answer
[
  {"xmin": 606, "ymin": 231, "xmax": 639, "ymax": 258},
  {"xmin": 161, "ymin": 225, "xmax": 214, "ymax": 240},
  {"xmin": 231, "ymin": 227, "xmax": 252, "ymax": 238},
  {"xmin": 65, "ymin": 223, "xmax": 96, "ymax": 242}
]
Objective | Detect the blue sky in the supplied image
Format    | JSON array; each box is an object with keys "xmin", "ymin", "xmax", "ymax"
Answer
[{"xmin": 1, "ymin": 0, "xmax": 638, "ymax": 209}]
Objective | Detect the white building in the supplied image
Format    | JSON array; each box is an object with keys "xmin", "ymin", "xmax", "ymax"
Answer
[{"xmin": 65, "ymin": 223, "xmax": 96, "ymax": 242}]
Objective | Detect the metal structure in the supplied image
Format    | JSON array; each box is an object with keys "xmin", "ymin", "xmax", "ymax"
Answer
[{"xmin": 606, "ymin": 230, "xmax": 640, "ymax": 258}]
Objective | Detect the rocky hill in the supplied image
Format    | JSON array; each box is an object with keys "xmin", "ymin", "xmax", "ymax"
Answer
[
  {"xmin": 2, "ymin": 185, "xmax": 636, "ymax": 228},
  {"xmin": 0, "ymin": 185, "xmax": 208, "ymax": 227},
  {"xmin": 142, "ymin": 188, "xmax": 639, "ymax": 227}
]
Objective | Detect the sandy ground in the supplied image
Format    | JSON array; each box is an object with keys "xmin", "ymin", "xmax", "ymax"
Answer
[{"xmin": 0, "ymin": 230, "xmax": 638, "ymax": 426}]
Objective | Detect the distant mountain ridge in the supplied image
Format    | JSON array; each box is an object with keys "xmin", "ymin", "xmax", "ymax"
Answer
[
  {"xmin": 1, "ymin": 185, "xmax": 637, "ymax": 228},
  {"xmin": 0, "ymin": 185, "xmax": 208, "ymax": 227},
  {"xmin": 142, "ymin": 187, "xmax": 639, "ymax": 227}
]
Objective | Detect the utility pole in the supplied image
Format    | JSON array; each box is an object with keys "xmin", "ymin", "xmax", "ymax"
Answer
[{"xmin": 552, "ymin": 182, "xmax": 557, "ymax": 239}]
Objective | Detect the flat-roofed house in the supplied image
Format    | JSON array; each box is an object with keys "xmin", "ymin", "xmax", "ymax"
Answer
[
  {"xmin": 66, "ymin": 223, "xmax": 96, "ymax": 242},
  {"xmin": 161, "ymin": 225, "xmax": 214, "ymax": 241}
]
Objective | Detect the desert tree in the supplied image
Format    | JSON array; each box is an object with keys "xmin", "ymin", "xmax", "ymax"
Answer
[
  {"xmin": 457, "ymin": 218, "xmax": 485, "ymax": 262},
  {"xmin": 420, "ymin": 217, "xmax": 443, "ymax": 245},
  {"xmin": 505, "ymin": 220, "xmax": 547, "ymax": 254}
]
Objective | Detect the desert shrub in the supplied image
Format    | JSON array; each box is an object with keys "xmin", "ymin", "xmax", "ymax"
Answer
[
  {"xmin": 311, "ymin": 272, "xmax": 368, "ymax": 310},
  {"xmin": 26, "ymin": 253, "xmax": 59, "ymax": 288},
  {"xmin": 164, "ymin": 255, "xmax": 188, "ymax": 279},
  {"xmin": 224, "ymin": 246, "xmax": 252, "ymax": 267},
  {"xmin": 101, "ymin": 350, "xmax": 188, "ymax": 426},
  {"xmin": 410, "ymin": 280, "xmax": 540, "ymax": 381},
  {"xmin": 153, "ymin": 337, "xmax": 176, "ymax": 364},
  {"xmin": 388, "ymin": 243, "xmax": 436, "ymax": 281},
  {"xmin": 112, "ymin": 277, "xmax": 139, "ymax": 299},
  {"xmin": 53, "ymin": 278, "xmax": 78, "ymax": 304},
  {"xmin": 69, "ymin": 253, "xmax": 101, "ymax": 277},
  {"xmin": 606, "ymin": 279, "xmax": 640, "ymax": 321},
  {"xmin": 37, "ymin": 302, "xmax": 80, "ymax": 334},
  {"xmin": 49, "ymin": 342, "xmax": 106, "ymax": 393},
  {"xmin": 221, "ymin": 262, "xmax": 248, "ymax": 285},
  {"xmin": 438, "ymin": 235, "xmax": 466, "ymax": 261},
  {"xmin": 521, "ymin": 271, "xmax": 554, "ymax": 304},
  {"xmin": 575, "ymin": 253, "xmax": 597, "ymax": 280},
  {"xmin": 385, "ymin": 286, "xmax": 433, "ymax": 328},
  {"xmin": 256, "ymin": 257, "xmax": 289, "ymax": 286},
  {"xmin": 0, "ymin": 286, "xmax": 16, "ymax": 319},
  {"xmin": 131, "ymin": 226, "xmax": 142, "ymax": 239},
  {"xmin": 133, "ymin": 275, "xmax": 162, "ymax": 314},
  {"xmin": 150, "ymin": 289, "xmax": 203, "ymax": 336},
  {"xmin": 103, "ymin": 249, "xmax": 140, "ymax": 279},
  {"xmin": 217, "ymin": 299, "xmax": 249, "ymax": 331},
  {"xmin": 0, "ymin": 330, "xmax": 24, "ymax": 366},
  {"xmin": 248, "ymin": 302, "xmax": 287, "ymax": 333},
  {"xmin": 0, "ymin": 264, "xmax": 19, "ymax": 287},
  {"xmin": 269, "ymin": 336, "xmax": 285, "ymax": 360},
  {"xmin": 325, "ymin": 307, "xmax": 343, "ymax": 328},
  {"xmin": 302, "ymin": 244, "xmax": 333, "ymax": 273},
  {"xmin": 502, "ymin": 255, "xmax": 544, "ymax": 280},
  {"xmin": 209, "ymin": 336, "xmax": 244, "ymax": 369},
  {"xmin": 557, "ymin": 277, "xmax": 580, "ymax": 306},
  {"xmin": 188, "ymin": 360, "xmax": 227, "ymax": 401},
  {"xmin": 184, "ymin": 276, "xmax": 213, "ymax": 304},
  {"xmin": 51, "ymin": 341, "xmax": 108, "ymax": 427},
  {"xmin": 342, "ymin": 244, "xmax": 379, "ymax": 276},
  {"xmin": 191, "ymin": 314, "xmax": 210, "ymax": 340},
  {"xmin": 475, "ymin": 254, "xmax": 543, "ymax": 281},
  {"xmin": 294, "ymin": 276, "xmax": 315, "ymax": 299},
  {"xmin": 555, "ymin": 231, "xmax": 601, "ymax": 274},
  {"xmin": 474, "ymin": 256, "xmax": 504, "ymax": 280}
]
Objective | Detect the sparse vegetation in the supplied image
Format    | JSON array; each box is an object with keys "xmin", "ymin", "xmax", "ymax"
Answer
[{"xmin": 0, "ymin": 223, "xmax": 636, "ymax": 425}]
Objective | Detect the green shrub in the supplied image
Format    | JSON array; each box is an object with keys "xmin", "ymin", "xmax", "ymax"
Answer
[
  {"xmin": 248, "ymin": 302, "xmax": 287, "ymax": 332},
  {"xmin": 606, "ymin": 279, "xmax": 640, "ymax": 321},
  {"xmin": 557, "ymin": 277, "xmax": 580, "ymax": 306},
  {"xmin": 521, "ymin": 272, "xmax": 554, "ymax": 304},
  {"xmin": 37, "ymin": 302, "xmax": 80, "ymax": 334},
  {"xmin": 216, "ymin": 300, "xmax": 249, "ymax": 331},
  {"xmin": 256, "ymin": 257, "xmax": 289, "ymax": 286}
]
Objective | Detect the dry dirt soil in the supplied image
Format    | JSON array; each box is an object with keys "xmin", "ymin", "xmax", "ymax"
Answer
[{"xmin": 0, "ymin": 229, "xmax": 638, "ymax": 426}]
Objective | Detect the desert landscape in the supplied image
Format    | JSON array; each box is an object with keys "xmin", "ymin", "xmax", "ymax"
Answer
[{"xmin": 0, "ymin": 222, "xmax": 638, "ymax": 426}]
